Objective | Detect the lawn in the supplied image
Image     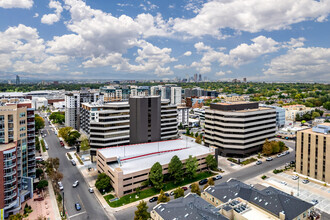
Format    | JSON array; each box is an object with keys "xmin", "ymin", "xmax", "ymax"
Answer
[
  {"xmin": 106, "ymin": 171, "xmax": 214, "ymax": 207},
  {"xmin": 241, "ymin": 157, "xmax": 257, "ymax": 165}
]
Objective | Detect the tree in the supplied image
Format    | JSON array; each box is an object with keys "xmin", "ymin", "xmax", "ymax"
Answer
[
  {"xmin": 186, "ymin": 128, "xmax": 190, "ymax": 136},
  {"xmin": 323, "ymin": 101, "xmax": 330, "ymax": 110},
  {"xmin": 49, "ymin": 112, "xmax": 65, "ymax": 124},
  {"xmin": 9, "ymin": 213, "xmax": 23, "ymax": 220},
  {"xmin": 190, "ymin": 132, "xmax": 194, "ymax": 137},
  {"xmin": 134, "ymin": 201, "xmax": 150, "ymax": 220},
  {"xmin": 271, "ymin": 141, "xmax": 280, "ymax": 154},
  {"xmin": 205, "ymin": 155, "xmax": 217, "ymax": 170},
  {"xmin": 157, "ymin": 190, "xmax": 170, "ymax": 204},
  {"xmin": 36, "ymin": 168, "xmax": 43, "ymax": 178},
  {"xmin": 173, "ymin": 187, "xmax": 184, "ymax": 199},
  {"xmin": 168, "ymin": 155, "xmax": 184, "ymax": 184},
  {"xmin": 35, "ymin": 136, "xmax": 40, "ymax": 151},
  {"xmin": 312, "ymin": 111, "xmax": 321, "ymax": 119},
  {"xmin": 199, "ymin": 133, "xmax": 203, "ymax": 139},
  {"xmin": 262, "ymin": 139, "xmax": 272, "ymax": 155},
  {"xmin": 149, "ymin": 162, "xmax": 164, "ymax": 190},
  {"xmin": 59, "ymin": 127, "xmax": 73, "ymax": 141},
  {"xmin": 295, "ymin": 113, "xmax": 301, "ymax": 121},
  {"xmin": 52, "ymin": 171, "xmax": 63, "ymax": 183},
  {"xmin": 35, "ymin": 114, "xmax": 45, "ymax": 132},
  {"xmin": 207, "ymin": 177, "xmax": 215, "ymax": 186},
  {"xmin": 278, "ymin": 141, "xmax": 286, "ymax": 152},
  {"xmin": 36, "ymin": 180, "xmax": 48, "ymax": 190},
  {"xmin": 95, "ymin": 173, "xmax": 112, "ymax": 193},
  {"xmin": 191, "ymin": 183, "xmax": 201, "ymax": 196},
  {"xmin": 37, "ymin": 216, "xmax": 47, "ymax": 220},
  {"xmin": 185, "ymin": 155, "xmax": 198, "ymax": 179},
  {"xmin": 80, "ymin": 136, "xmax": 90, "ymax": 152},
  {"xmin": 195, "ymin": 135, "xmax": 202, "ymax": 144},
  {"xmin": 195, "ymin": 132, "xmax": 199, "ymax": 138},
  {"xmin": 67, "ymin": 130, "xmax": 81, "ymax": 146},
  {"xmin": 178, "ymin": 122, "xmax": 183, "ymax": 129}
]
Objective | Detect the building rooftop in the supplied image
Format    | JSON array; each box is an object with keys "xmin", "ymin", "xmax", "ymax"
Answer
[
  {"xmin": 153, "ymin": 193, "xmax": 228, "ymax": 220},
  {"xmin": 98, "ymin": 139, "xmax": 212, "ymax": 174},
  {"xmin": 309, "ymin": 123, "xmax": 330, "ymax": 135},
  {"xmin": 205, "ymin": 179, "xmax": 314, "ymax": 220},
  {"xmin": 0, "ymin": 142, "xmax": 16, "ymax": 151}
]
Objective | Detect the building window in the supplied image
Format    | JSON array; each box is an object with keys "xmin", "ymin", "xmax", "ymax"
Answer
[{"xmin": 19, "ymin": 113, "xmax": 26, "ymax": 118}]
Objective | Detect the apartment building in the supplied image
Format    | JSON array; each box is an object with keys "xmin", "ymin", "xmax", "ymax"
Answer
[
  {"xmin": 65, "ymin": 90, "xmax": 104, "ymax": 130},
  {"xmin": 177, "ymin": 106, "xmax": 189, "ymax": 127},
  {"xmin": 80, "ymin": 96, "xmax": 178, "ymax": 158},
  {"xmin": 296, "ymin": 123, "xmax": 330, "ymax": 183},
  {"xmin": 260, "ymin": 104, "xmax": 286, "ymax": 128},
  {"xmin": 96, "ymin": 139, "xmax": 213, "ymax": 197},
  {"xmin": 283, "ymin": 105, "xmax": 314, "ymax": 121},
  {"xmin": 170, "ymin": 87, "xmax": 182, "ymax": 105},
  {"xmin": 204, "ymin": 102, "xmax": 276, "ymax": 157},
  {"xmin": 0, "ymin": 103, "xmax": 35, "ymax": 218}
]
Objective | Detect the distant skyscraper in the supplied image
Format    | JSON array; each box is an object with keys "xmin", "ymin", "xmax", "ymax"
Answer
[
  {"xmin": 15, "ymin": 75, "xmax": 20, "ymax": 85},
  {"xmin": 243, "ymin": 77, "xmax": 247, "ymax": 83},
  {"xmin": 194, "ymin": 73, "xmax": 198, "ymax": 82},
  {"xmin": 199, "ymin": 74, "xmax": 202, "ymax": 82}
]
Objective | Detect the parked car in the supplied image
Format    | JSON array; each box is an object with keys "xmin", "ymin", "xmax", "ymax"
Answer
[
  {"xmin": 256, "ymin": 160, "xmax": 262, "ymax": 165},
  {"xmin": 280, "ymin": 181, "xmax": 287, "ymax": 185},
  {"xmin": 199, "ymin": 179, "xmax": 208, "ymax": 185},
  {"xmin": 73, "ymin": 180, "xmax": 79, "ymax": 188},
  {"xmin": 285, "ymin": 151, "xmax": 290, "ymax": 155},
  {"xmin": 292, "ymin": 175, "xmax": 299, "ymax": 180},
  {"xmin": 266, "ymin": 157, "xmax": 273, "ymax": 161},
  {"xmin": 58, "ymin": 182, "xmax": 64, "ymax": 190},
  {"xmin": 60, "ymin": 141, "xmax": 64, "ymax": 147},
  {"xmin": 71, "ymin": 160, "xmax": 76, "ymax": 166},
  {"xmin": 182, "ymin": 187, "xmax": 188, "ymax": 191},
  {"xmin": 302, "ymin": 179, "xmax": 310, "ymax": 184},
  {"xmin": 88, "ymin": 188, "xmax": 94, "ymax": 193},
  {"xmin": 75, "ymin": 203, "xmax": 81, "ymax": 211},
  {"xmin": 212, "ymin": 175, "xmax": 222, "ymax": 181},
  {"xmin": 164, "ymin": 193, "xmax": 170, "ymax": 197},
  {"xmin": 35, "ymin": 157, "xmax": 44, "ymax": 162},
  {"xmin": 170, "ymin": 191, "xmax": 174, "ymax": 196},
  {"xmin": 290, "ymin": 161, "xmax": 295, "ymax": 165},
  {"xmin": 277, "ymin": 154, "xmax": 282, "ymax": 158},
  {"xmin": 311, "ymin": 199, "xmax": 319, "ymax": 205},
  {"xmin": 149, "ymin": 197, "xmax": 158, "ymax": 203}
]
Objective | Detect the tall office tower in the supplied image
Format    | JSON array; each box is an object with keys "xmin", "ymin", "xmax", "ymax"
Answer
[
  {"xmin": 205, "ymin": 102, "xmax": 276, "ymax": 157},
  {"xmin": 150, "ymin": 86, "xmax": 162, "ymax": 96},
  {"xmin": 243, "ymin": 77, "xmax": 247, "ymax": 83},
  {"xmin": 0, "ymin": 103, "xmax": 35, "ymax": 218},
  {"xmin": 161, "ymin": 85, "xmax": 173, "ymax": 100},
  {"xmin": 199, "ymin": 74, "xmax": 202, "ymax": 82},
  {"xmin": 15, "ymin": 75, "xmax": 20, "ymax": 85},
  {"xmin": 170, "ymin": 87, "xmax": 182, "ymax": 105},
  {"xmin": 296, "ymin": 124, "xmax": 330, "ymax": 183},
  {"xmin": 80, "ymin": 97, "xmax": 178, "ymax": 159},
  {"xmin": 65, "ymin": 90, "xmax": 103, "ymax": 130},
  {"xmin": 194, "ymin": 73, "xmax": 198, "ymax": 82}
]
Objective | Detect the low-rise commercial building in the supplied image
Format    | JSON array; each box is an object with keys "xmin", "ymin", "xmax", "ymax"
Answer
[
  {"xmin": 205, "ymin": 102, "xmax": 276, "ymax": 157},
  {"xmin": 96, "ymin": 139, "xmax": 214, "ymax": 197},
  {"xmin": 296, "ymin": 123, "xmax": 330, "ymax": 183},
  {"xmin": 283, "ymin": 105, "xmax": 314, "ymax": 121}
]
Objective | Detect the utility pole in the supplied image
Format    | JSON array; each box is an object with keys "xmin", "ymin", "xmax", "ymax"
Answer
[
  {"xmin": 297, "ymin": 177, "xmax": 300, "ymax": 196},
  {"xmin": 63, "ymin": 192, "xmax": 65, "ymax": 217}
]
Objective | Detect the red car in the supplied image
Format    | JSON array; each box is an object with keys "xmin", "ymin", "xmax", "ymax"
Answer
[
  {"xmin": 181, "ymin": 187, "xmax": 188, "ymax": 191},
  {"xmin": 60, "ymin": 141, "xmax": 64, "ymax": 146}
]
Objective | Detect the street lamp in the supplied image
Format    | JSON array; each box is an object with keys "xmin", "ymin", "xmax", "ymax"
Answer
[
  {"xmin": 297, "ymin": 176, "xmax": 300, "ymax": 196},
  {"xmin": 62, "ymin": 191, "xmax": 65, "ymax": 216}
]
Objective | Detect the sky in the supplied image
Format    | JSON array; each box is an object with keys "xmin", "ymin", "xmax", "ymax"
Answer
[{"xmin": 0, "ymin": 0, "xmax": 330, "ymax": 82}]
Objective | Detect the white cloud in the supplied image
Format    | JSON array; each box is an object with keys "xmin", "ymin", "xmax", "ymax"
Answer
[
  {"xmin": 0, "ymin": 0, "xmax": 33, "ymax": 9},
  {"xmin": 183, "ymin": 51, "xmax": 192, "ymax": 56},
  {"xmin": 41, "ymin": 0, "xmax": 63, "ymax": 25},
  {"xmin": 264, "ymin": 47, "xmax": 330, "ymax": 81},
  {"xmin": 33, "ymin": 13, "xmax": 39, "ymax": 17},
  {"xmin": 70, "ymin": 71, "xmax": 83, "ymax": 75},
  {"xmin": 174, "ymin": 0, "xmax": 330, "ymax": 37},
  {"xmin": 215, "ymin": 71, "xmax": 225, "ymax": 76},
  {"xmin": 282, "ymin": 37, "xmax": 306, "ymax": 48},
  {"xmin": 174, "ymin": 64, "xmax": 189, "ymax": 69}
]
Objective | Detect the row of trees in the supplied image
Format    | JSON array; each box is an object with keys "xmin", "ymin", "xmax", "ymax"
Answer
[
  {"xmin": 58, "ymin": 127, "xmax": 81, "ymax": 146},
  {"xmin": 35, "ymin": 114, "xmax": 45, "ymax": 133},
  {"xmin": 295, "ymin": 109, "xmax": 324, "ymax": 122},
  {"xmin": 49, "ymin": 112, "xmax": 65, "ymax": 124},
  {"xmin": 262, "ymin": 139, "xmax": 286, "ymax": 156}
]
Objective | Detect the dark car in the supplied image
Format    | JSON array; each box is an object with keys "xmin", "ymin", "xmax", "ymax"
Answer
[
  {"xmin": 164, "ymin": 193, "xmax": 169, "ymax": 197},
  {"xmin": 199, "ymin": 179, "xmax": 208, "ymax": 185},
  {"xmin": 60, "ymin": 141, "xmax": 64, "ymax": 146},
  {"xmin": 290, "ymin": 161, "xmax": 295, "ymax": 165},
  {"xmin": 149, "ymin": 197, "xmax": 158, "ymax": 203},
  {"xmin": 75, "ymin": 203, "xmax": 81, "ymax": 211},
  {"xmin": 182, "ymin": 186, "xmax": 188, "ymax": 191}
]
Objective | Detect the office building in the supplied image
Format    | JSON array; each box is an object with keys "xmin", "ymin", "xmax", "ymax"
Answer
[
  {"xmin": 0, "ymin": 103, "xmax": 35, "ymax": 218},
  {"xmin": 283, "ymin": 105, "xmax": 314, "ymax": 121},
  {"xmin": 15, "ymin": 75, "xmax": 20, "ymax": 85},
  {"xmin": 161, "ymin": 85, "xmax": 172, "ymax": 100},
  {"xmin": 150, "ymin": 86, "xmax": 162, "ymax": 96},
  {"xmin": 65, "ymin": 90, "xmax": 103, "ymax": 130},
  {"xmin": 80, "ymin": 96, "xmax": 178, "ymax": 158},
  {"xmin": 177, "ymin": 106, "xmax": 189, "ymax": 127},
  {"xmin": 205, "ymin": 102, "xmax": 276, "ymax": 157},
  {"xmin": 296, "ymin": 123, "xmax": 330, "ymax": 183},
  {"xmin": 96, "ymin": 139, "xmax": 214, "ymax": 197},
  {"xmin": 260, "ymin": 104, "xmax": 285, "ymax": 128},
  {"xmin": 170, "ymin": 87, "xmax": 182, "ymax": 105},
  {"xmin": 201, "ymin": 179, "xmax": 314, "ymax": 220}
]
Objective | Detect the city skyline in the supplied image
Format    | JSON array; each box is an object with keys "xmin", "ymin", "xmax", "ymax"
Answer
[{"xmin": 1, "ymin": 0, "xmax": 330, "ymax": 82}]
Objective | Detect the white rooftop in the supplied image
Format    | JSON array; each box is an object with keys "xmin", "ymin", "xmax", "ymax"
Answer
[{"xmin": 98, "ymin": 139, "xmax": 212, "ymax": 174}]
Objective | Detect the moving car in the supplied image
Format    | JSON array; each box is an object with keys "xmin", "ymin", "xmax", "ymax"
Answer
[
  {"xmin": 213, "ymin": 175, "xmax": 222, "ymax": 181},
  {"xmin": 266, "ymin": 157, "xmax": 273, "ymax": 161},
  {"xmin": 149, "ymin": 197, "xmax": 158, "ymax": 203},
  {"xmin": 75, "ymin": 203, "xmax": 81, "ymax": 211},
  {"xmin": 302, "ymin": 179, "xmax": 310, "ymax": 184},
  {"xmin": 256, "ymin": 160, "xmax": 262, "ymax": 165},
  {"xmin": 199, "ymin": 179, "xmax": 208, "ymax": 185},
  {"xmin": 88, "ymin": 188, "xmax": 94, "ymax": 193},
  {"xmin": 311, "ymin": 199, "xmax": 319, "ymax": 205},
  {"xmin": 73, "ymin": 180, "xmax": 79, "ymax": 188},
  {"xmin": 71, "ymin": 160, "xmax": 76, "ymax": 166},
  {"xmin": 58, "ymin": 182, "xmax": 64, "ymax": 190}
]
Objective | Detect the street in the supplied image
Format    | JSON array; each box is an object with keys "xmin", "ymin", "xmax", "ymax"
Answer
[
  {"xmin": 42, "ymin": 115, "xmax": 109, "ymax": 220},
  {"xmin": 114, "ymin": 140, "xmax": 296, "ymax": 220}
]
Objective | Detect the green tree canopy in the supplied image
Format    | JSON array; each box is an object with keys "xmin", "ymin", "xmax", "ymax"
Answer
[
  {"xmin": 205, "ymin": 155, "xmax": 217, "ymax": 170},
  {"xmin": 149, "ymin": 162, "xmax": 164, "ymax": 190},
  {"xmin": 168, "ymin": 155, "xmax": 184, "ymax": 184},
  {"xmin": 49, "ymin": 112, "xmax": 65, "ymax": 124},
  {"xmin": 191, "ymin": 183, "xmax": 201, "ymax": 196},
  {"xmin": 36, "ymin": 179, "xmax": 48, "ymax": 190},
  {"xmin": 157, "ymin": 190, "xmax": 170, "ymax": 204},
  {"xmin": 35, "ymin": 114, "xmax": 45, "ymax": 132},
  {"xmin": 173, "ymin": 187, "xmax": 184, "ymax": 199},
  {"xmin": 134, "ymin": 201, "xmax": 150, "ymax": 220},
  {"xmin": 80, "ymin": 136, "xmax": 90, "ymax": 152},
  {"xmin": 95, "ymin": 173, "xmax": 112, "ymax": 193},
  {"xmin": 185, "ymin": 155, "xmax": 198, "ymax": 179},
  {"xmin": 312, "ymin": 111, "xmax": 321, "ymax": 119},
  {"xmin": 262, "ymin": 139, "xmax": 273, "ymax": 155}
]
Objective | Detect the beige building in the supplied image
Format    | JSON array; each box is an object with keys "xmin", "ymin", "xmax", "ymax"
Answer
[
  {"xmin": 296, "ymin": 123, "xmax": 330, "ymax": 183},
  {"xmin": 282, "ymin": 105, "xmax": 313, "ymax": 121},
  {"xmin": 96, "ymin": 139, "xmax": 214, "ymax": 197}
]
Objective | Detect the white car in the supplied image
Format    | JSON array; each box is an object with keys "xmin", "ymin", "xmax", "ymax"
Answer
[
  {"xmin": 311, "ymin": 199, "xmax": 319, "ymax": 205},
  {"xmin": 58, "ymin": 182, "xmax": 64, "ymax": 190},
  {"xmin": 280, "ymin": 181, "xmax": 287, "ymax": 185},
  {"xmin": 292, "ymin": 175, "xmax": 299, "ymax": 180},
  {"xmin": 73, "ymin": 180, "xmax": 79, "ymax": 188},
  {"xmin": 88, "ymin": 188, "xmax": 94, "ymax": 193}
]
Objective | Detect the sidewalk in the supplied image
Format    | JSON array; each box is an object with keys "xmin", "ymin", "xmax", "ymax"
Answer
[{"xmin": 48, "ymin": 179, "xmax": 62, "ymax": 220}]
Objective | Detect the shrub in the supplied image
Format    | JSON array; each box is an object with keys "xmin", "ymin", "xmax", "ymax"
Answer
[
  {"xmin": 67, "ymin": 153, "xmax": 73, "ymax": 160},
  {"xmin": 74, "ymin": 153, "xmax": 83, "ymax": 165},
  {"xmin": 261, "ymin": 175, "xmax": 267, "ymax": 180}
]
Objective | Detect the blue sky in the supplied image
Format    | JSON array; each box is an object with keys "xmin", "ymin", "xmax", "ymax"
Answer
[{"xmin": 0, "ymin": 0, "xmax": 330, "ymax": 82}]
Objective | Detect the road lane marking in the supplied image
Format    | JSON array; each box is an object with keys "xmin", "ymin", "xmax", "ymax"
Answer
[
  {"xmin": 68, "ymin": 211, "xmax": 86, "ymax": 219},
  {"xmin": 47, "ymin": 129, "xmax": 50, "ymax": 135},
  {"xmin": 77, "ymin": 194, "xmax": 86, "ymax": 212}
]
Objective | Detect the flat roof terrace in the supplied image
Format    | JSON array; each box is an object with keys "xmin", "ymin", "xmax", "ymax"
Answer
[{"xmin": 98, "ymin": 139, "xmax": 212, "ymax": 175}]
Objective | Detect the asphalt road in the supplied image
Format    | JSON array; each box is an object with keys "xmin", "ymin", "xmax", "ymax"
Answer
[
  {"xmin": 114, "ymin": 140, "xmax": 296, "ymax": 220},
  {"xmin": 42, "ymin": 115, "xmax": 108, "ymax": 220}
]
